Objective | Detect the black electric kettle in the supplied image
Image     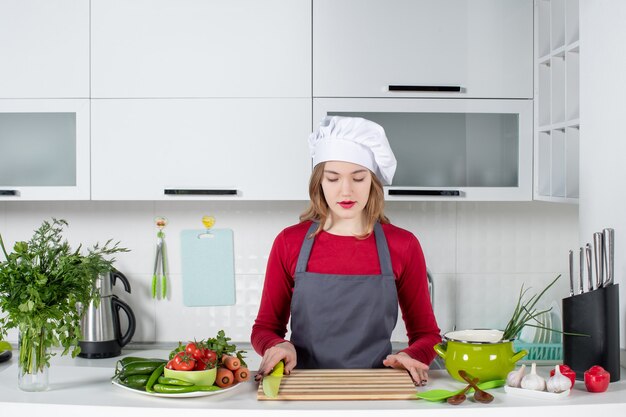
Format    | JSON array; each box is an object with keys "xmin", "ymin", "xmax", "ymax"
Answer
[{"xmin": 78, "ymin": 269, "xmax": 136, "ymax": 359}]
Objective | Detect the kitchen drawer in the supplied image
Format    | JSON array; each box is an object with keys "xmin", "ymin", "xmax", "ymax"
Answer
[{"xmin": 91, "ymin": 98, "xmax": 311, "ymax": 200}]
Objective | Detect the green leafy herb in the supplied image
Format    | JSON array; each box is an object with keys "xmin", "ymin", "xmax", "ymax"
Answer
[
  {"xmin": 502, "ymin": 274, "xmax": 561, "ymax": 341},
  {"xmin": 0, "ymin": 218, "xmax": 129, "ymax": 374}
]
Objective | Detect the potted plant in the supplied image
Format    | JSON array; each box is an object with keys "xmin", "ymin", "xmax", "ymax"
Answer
[{"xmin": 0, "ymin": 218, "xmax": 128, "ymax": 391}]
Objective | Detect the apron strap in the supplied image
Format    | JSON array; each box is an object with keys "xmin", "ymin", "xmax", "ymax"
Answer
[
  {"xmin": 295, "ymin": 221, "xmax": 395, "ymax": 276},
  {"xmin": 295, "ymin": 222, "xmax": 319, "ymax": 274},
  {"xmin": 373, "ymin": 222, "xmax": 394, "ymax": 277}
]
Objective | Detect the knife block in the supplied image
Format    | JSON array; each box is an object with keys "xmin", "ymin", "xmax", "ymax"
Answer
[{"xmin": 562, "ymin": 284, "xmax": 620, "ymax": 382}]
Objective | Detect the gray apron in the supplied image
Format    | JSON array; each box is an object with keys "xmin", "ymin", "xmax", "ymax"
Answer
[{"xmin": 290, "ymin": 222, "xmax": 399, "ymax": 369}]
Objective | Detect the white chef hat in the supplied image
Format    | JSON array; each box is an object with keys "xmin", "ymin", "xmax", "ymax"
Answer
[{"xmin": 308, "ymin": 116, "xmax": 397, "ymax": 185}]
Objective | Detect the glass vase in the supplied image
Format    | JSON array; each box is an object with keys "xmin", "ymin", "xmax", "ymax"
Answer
[{"xmin": 17, "ymin": 325, "xmax": 49, "ymax": 392}]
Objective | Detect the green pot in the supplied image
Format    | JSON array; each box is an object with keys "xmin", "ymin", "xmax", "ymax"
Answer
[{"xmin": 434, "ymin": 329, "xmax": 527, "ymax": 382}]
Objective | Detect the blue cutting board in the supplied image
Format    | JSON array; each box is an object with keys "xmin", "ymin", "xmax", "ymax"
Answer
[{"xmin": 180, "ymin": 229, "xmax": 235, "ymax": 306}]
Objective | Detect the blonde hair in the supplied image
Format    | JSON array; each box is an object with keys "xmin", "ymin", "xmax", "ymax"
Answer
[{"xmin": 299, "ymin": 162, "xmax": 390, "ymax": 238}]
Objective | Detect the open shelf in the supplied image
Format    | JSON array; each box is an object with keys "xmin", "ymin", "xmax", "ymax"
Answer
[{"xmin": 534, "ymin": 0, "xmax": 580, "ymax": 204}]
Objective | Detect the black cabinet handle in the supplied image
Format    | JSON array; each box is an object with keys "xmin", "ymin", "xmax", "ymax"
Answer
[
  {"xmin": 388, "ymin": 189, "xmax": 461, "ymax": 197},
  {"xmin": 164, "ymin": 189, "xmax": 238, "ymax": 196},
  {"xmin": 388, "ymin": 85, "xmax": 462, "ymax": 92},
  {"xmin": 0, "ymin": 190, "xmax": 19, "ymax": 196}
]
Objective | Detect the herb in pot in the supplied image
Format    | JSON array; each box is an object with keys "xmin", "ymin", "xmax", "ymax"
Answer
[{"xmin": 0, "ymin": 218, "xmax": 128, "ymax": 389}]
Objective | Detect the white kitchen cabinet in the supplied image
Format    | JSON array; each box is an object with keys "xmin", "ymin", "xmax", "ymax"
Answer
[
  {"xmin": 314, "ymin": 98, "xmax": 533, "ymax": 201},
  {"xmin": 534, "ymin": 0, "xmax": 579, "ymax": 203},
  {"xmin": 91, "ymin": 0, "xmax": 311, "ymax": 98},
  {"xmin": 0, "ymin": 0, "xmax": 89, "ymax": 98},
  {"xmin": 91, "ymin": 99, "xmax": 311, "ymax": 200},
  {"xmin": 313, "ymin": 0, "xmax": 533, "ymax": 99},
  {"xmin": 0, "ymin": 99, "xmax": 90, "ymax": 200}
]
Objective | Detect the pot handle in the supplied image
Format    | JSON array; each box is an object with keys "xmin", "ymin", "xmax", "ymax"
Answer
[
  {"xmin": 433, "ymin": 343, "xmax": 447, "ymax": 360},
  {"xmin": 510, "ymin": 349, "xmax": 528, "ymax": 364}
]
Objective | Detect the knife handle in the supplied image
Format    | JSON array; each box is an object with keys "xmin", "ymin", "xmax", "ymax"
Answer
[
  {"xmin": 603, "ymin": 228, "xmax": 614, "ymax": 287},
  {"xmin": 593, "ymin": 232, "xmax": 604, "ymax": 290}
]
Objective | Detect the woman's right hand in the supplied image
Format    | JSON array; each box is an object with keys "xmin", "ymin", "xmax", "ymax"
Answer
[{"xmin": 255, "ymin": 341, "xmax": 297, "ymax": 380}]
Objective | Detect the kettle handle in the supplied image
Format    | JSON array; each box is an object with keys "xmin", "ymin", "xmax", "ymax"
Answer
[
  {"xmin": 111, "ymin": 296, "xmax": 136, "ymax": 348},
  {"xmin": 111, "ymin": 269, "xmax": 132, "ymax": 293}
]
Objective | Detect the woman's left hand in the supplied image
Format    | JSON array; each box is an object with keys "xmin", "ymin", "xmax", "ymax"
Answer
[{"xmin": 382, "ymin": 352, "xmax": 430, "ymax": 386}]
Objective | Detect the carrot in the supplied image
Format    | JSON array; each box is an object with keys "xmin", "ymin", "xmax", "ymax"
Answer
[
  {"xmin": 221, "ymin": 354, "xmax": 240, "ymax": 371},
  {"xmin": 234, "ymin": 366, "xmax": 249, "ymax": 382},
  {"xmin": 216, "ymin": 367, "xmax": 234, "ymax": 388}
]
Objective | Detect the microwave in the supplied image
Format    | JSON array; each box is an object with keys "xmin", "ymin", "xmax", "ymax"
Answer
[{"xmin": 313, "ymin": 98, "xmax": 532, "ymax": 201}]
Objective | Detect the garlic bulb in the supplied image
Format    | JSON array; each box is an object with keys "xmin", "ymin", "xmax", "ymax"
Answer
[
  {"xmin": 506, "ymin": 364, "xmax": 526, "ymax": 387},
  {"xmin": 547, "ymin": 364, "xmax": 571, "ymax": 393},
  {"xmin": 521, "ymin": 363, "xmax": 546, "ymax": 391}
]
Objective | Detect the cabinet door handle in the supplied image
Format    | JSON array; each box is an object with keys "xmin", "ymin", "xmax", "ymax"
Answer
[
  {"xmin": 388, "ymin": 189, "xmax": 461, "ymax": 197},
  {"xmin": 388, "ymin": 85, "xmax": 462, "ymax": 92},
  {"xmin": 164, "ymin": 189, "xmax": 238, "ymax": 196},
  {"xmin": 0, "ymin": 190, "xmax": 19, "ymax": 196}
]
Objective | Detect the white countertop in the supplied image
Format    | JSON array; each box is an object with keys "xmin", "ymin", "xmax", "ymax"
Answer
[{"xmin": 1, "ymin": 347, "xmax": 625, "ymax": 417}]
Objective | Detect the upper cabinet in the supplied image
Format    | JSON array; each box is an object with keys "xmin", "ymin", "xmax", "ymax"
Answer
[
  {"xmin": 313, "ymin": 0, "xmax": 533, "ymax": 99},
  {"xmin": 0, "ymin": 0, "xmax": 89, "ymax": 98},
  {"xmin": 91, "ymin": 0, "xmax": 311, "ymax": 98},
  {"xmin": 315, "ymin": 98, "xmax": 533, "ymax": 201},
  {"xmin": 0, "ymin": 99, "xmax": 90, "ymax": 200},
  {"xmin": 91, "ymin": 99, "xmax": 311, "ymax": 200}
]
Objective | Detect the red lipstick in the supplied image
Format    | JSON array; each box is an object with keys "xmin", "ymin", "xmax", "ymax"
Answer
[{"xmin": 338, "ymin": 201, "xmax": 356, "ymax": 209}]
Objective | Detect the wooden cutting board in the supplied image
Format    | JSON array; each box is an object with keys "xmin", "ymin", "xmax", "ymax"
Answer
[{"xmin": 257, "ymin": 369, "xmax": 417, "ymax": 401}]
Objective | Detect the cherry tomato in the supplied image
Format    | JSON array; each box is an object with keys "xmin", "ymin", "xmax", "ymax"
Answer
[
  {"xmin": 165, "ymin": 359, "xmax": 176, "ymax": 370},
  {"xmin": 584, "ymin": 365, "xmax": 610, "ymax": 393},
  {"xmin": 194, "ymin": 359, "xmax": 208, "ymax": 371},
  {"xmin": 202, "ymin": 349, "xmax": 217, "ymax": 365},
  {"xmin": 185, "ymin": 342, "xmax": 204, "ymax": 361},
  {"xmin": 173, "ymin": 352, "xmax": 196, "ymax": 371}
]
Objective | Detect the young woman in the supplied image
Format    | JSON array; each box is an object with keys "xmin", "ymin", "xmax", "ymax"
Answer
[{"xmin": 251, "ymin": 116, "xmax": 441, "ymax": 385}]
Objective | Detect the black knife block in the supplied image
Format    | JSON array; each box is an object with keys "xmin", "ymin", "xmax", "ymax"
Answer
[{"xmin": 562, "ymin": 284, "xmax": 620, "ymax": 382}]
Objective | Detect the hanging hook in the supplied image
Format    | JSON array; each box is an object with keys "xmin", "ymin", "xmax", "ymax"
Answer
[{"xmin": 198, "ymin": 215, "xmax": 216, "ymax": 239}]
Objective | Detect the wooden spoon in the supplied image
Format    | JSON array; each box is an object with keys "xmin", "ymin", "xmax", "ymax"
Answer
[
  {"xmin": 446, "ymin": 377, "xmax": 479, "ymax": 405},
  {"xmin": 458, "ymin": 370, "xmax": 495, "ymax": 403}
]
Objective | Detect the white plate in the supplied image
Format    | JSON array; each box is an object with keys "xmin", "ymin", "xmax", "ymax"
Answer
[
  {"xmin": 504, "ymin": 385, "xmax": 570, "ymax": 400},
  {"xmin": 111, "ymin": 377, "xmax": 243, "ymax": 398},
  {"xmin": 532, "ymin": 313, "xmax": 546, "ymax": 344},
  {"xmin": 549, "ymin": 301, "xmax": 562, "ymax": 343}
]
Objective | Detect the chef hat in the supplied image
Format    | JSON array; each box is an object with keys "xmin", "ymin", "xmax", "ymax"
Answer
[{"xmin": 308, "ymin": 116, "xmax": 397, "ymax": 185}]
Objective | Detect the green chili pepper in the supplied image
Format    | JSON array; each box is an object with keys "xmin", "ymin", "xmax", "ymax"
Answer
[
  {"xmin": 116, "ymin": 356, "xmax": 166, "ymax": 372},
  {"xmin": 152, "ymin": 384, "xmax": 222, "ymax": 394},
  {"xmin": 118, "ymin": 361, "xmax": 166, "ymax": 379},
  {"xmin": 145, "ymin": 364, "xmax": 165, "ymax": 393},
  {"xmin": 120, "ymin": 374, "xmax": 150, "ymax": 389},
  {"xmin": 157, "ymin": 376, "xmax": 193, "ymax": 386}
]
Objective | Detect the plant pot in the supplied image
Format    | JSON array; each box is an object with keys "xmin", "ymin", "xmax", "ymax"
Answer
[
  {"xmin": 17, "ymin": 325, "xmax": 49, "ymax": 392},
  {"xmin": 434, "ymin": 329, "xmax": 528, "ymax": 383}
]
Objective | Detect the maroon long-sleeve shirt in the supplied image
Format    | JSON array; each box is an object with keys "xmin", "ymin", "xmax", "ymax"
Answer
[{"xmin": 251, "ymin": 220, "xmax": 441, "ymax": 366}]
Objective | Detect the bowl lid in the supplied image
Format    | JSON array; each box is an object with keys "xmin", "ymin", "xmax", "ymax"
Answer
[{"xmin": 443, "ymin": 329, "xmax": 510, "ymax": 344}]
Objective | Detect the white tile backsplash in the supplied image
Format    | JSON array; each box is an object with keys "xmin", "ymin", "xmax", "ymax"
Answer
[{"xmin": 0, "ymin": 200, "xmax": 578, "ymax": 346}]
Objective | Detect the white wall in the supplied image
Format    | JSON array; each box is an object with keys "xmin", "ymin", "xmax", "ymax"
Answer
[
  {"xmin": 580, "ymin": 1, "xmax": 626, "ymax": 350},
  {"xmin": 0, "ymin": 200, "xmax": 578, "ymax": 346}
]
